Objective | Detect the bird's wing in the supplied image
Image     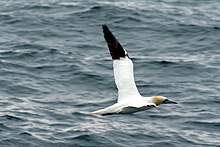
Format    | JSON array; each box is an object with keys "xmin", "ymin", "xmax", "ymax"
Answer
[{"xmin": 102, "ymin": 25, "xmax": 141, "ymax": 102}]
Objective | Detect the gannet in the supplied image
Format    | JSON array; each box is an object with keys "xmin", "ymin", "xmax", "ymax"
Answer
[{"xmin": 91, "ymin": 25, "xmax": 177, "ymax": 115}]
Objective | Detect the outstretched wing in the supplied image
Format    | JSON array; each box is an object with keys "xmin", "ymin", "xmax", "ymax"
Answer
[{"xmin": 102, "ymin": 24, "xmax": 141, "ymax": 102}]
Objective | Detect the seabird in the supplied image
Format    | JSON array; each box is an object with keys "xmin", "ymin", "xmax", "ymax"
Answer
[{"xmin": 91, "ymin": 25, "xmax": 177, "ymax": 115}]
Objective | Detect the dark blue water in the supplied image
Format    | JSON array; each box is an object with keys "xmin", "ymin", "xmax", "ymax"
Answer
[{"xmin": 0, "ymin": 0, "xmax": 220, "ymax": 146}]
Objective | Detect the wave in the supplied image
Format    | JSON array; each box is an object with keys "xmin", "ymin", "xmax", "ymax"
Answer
[
  {"xmin": 1, "ymin": 114, "xmax": 24, "ymax": 122},
  {"xmin": 184, "ymin": 120, "xmax": 220, "ymax": 128}
]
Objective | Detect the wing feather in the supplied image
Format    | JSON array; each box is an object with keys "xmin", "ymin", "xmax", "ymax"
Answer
[
  {"xmin": 102, "ymin": 24, "xmax": 140, "ymax": 102},
  {"xmin": 102, "ymin": 24, "xmax": 128, "ymax": 59},
  {"xmin": 113, "ymin": 57, "xmax": 141, "ymax": 102}
]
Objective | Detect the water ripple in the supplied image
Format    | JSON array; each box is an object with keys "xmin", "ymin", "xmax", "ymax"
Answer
[{"xmin": 0, "ymin": 0, "xmax": 220, "ymax": 146}]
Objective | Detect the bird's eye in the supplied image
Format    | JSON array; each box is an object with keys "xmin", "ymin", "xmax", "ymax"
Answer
[{"xmin": 163, "ymin": 99, "xmax": 169, "ymax": 103}]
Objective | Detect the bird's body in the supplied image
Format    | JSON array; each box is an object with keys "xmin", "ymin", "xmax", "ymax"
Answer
[
  {"xmin": 91, "ymin": 96, "xmax": 156, "ymax": 115},
  {"xmin": 91, "ymin": 25, "xmax": 177, "ymax": 115}
]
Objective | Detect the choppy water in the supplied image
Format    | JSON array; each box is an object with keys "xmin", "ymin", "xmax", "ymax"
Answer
[{"xmin": 0, "ymin": 0, "xmax": 220, "ymax": 146}]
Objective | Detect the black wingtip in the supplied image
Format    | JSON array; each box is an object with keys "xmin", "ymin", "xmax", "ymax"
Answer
[
  {"xmin": 102, "ymin": 24, "xmax": 108, "ymax": 29},
  {"xmin": 102, "ymin": 24, "xmax": 128, "ymax": 60},
  {"xmin": 102, "ymin": 24, "xmax": 111, "ymax": 35}
]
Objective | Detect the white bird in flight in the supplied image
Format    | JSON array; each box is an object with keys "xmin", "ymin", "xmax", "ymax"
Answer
[{"xmin": 91, "ymin": 24, "xmax": 177, "ymax": 115}]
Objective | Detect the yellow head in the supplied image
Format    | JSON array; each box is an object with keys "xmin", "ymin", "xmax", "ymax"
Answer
[{"xmin": 152, "ymin": 96, "xmax": 177, "ymax": 105}]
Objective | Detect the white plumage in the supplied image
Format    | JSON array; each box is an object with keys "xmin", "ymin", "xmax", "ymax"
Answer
[
  {"xmin": 90, "ymin": 25, "xmax": 177, "ymax": 115},
  {"xmin": 113, "ymin": 57, "xmax": 141, "ymax": 102}
]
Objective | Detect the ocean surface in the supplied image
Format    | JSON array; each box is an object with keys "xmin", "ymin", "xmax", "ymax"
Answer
[{"xmin": 0, "ymin": 0, "xmax": 220, "ymax": 146}]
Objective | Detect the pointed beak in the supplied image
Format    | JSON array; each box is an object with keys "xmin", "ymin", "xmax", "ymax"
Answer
[{"xmin": 164, "ymin": 99, "xmax": 177, "ymax": 104}]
